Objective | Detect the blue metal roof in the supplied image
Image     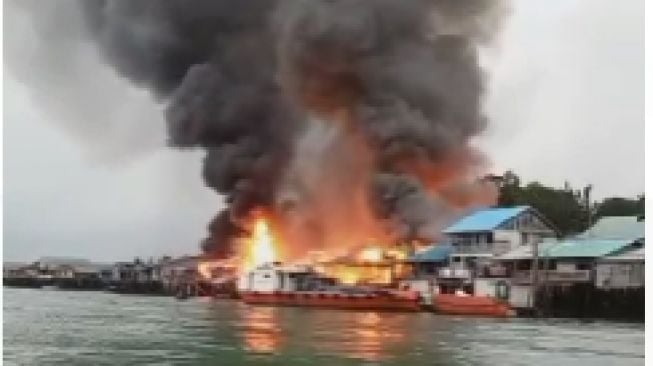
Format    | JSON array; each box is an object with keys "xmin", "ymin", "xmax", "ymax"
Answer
[
  {"xmin": 408, "ymin": 244, "xmax": 453, "ymax": 263},
  {"xmin": 443, "ymin": 206, "xmax": 530, "ymax": 234}
]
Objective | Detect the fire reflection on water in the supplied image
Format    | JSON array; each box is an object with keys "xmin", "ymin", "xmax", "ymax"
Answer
[
  {"xmin": 346, "ymin": 312, "xmax": 405, "ymax": 361},
  {"xmin": 237, "ymin": 304, "xmax": 412, "ymax": 361},
  {"xmin": 240, "ymin": 306, "xmax": 283, "ymax": 354},
  {"xmin": 312, "ymin": 311, "xmax": 409, "ymax": 362}
]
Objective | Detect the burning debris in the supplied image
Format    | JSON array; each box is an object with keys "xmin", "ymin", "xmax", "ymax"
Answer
[{"xmin": 20, "ymin": 0, "xmax": 508, "ymax": 263}]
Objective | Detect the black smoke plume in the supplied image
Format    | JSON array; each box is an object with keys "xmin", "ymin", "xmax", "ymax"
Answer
[{"xmin": 33, "ymin": 0, "xmax": 508, "ymax": 258}]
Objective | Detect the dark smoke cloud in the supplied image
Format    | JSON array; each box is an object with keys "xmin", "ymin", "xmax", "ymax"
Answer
[
  {"xmin": 274, "ymin": 0, "xmax": 506, "ymax": 249},
  {"xmin": 18, "ymin": 0, "xmax": 507, "ymax": 258}
]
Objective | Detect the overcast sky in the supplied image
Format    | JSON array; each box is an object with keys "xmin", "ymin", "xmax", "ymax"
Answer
[{"xmin": 4, "ymin": 0, "xmax": 643, "ymax": 262}]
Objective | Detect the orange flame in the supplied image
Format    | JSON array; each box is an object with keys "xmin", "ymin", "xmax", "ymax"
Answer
[
  {"xmin": 326, "ymin": 264, "xmax": 393, "ymax": 285},
  {"xmin": 244, "ymin": 218, "xmax": 278, "ymax": 271}
]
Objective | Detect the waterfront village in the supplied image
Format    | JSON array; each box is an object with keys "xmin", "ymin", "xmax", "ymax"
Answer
[{"xmin": 4, "ymin": 206, "xmax": 644, "ymax": 320}]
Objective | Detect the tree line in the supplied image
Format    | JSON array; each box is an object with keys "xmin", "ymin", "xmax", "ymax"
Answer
[{"xmin": 496, "ymin": 171, "xmax": 644, "ymax": 236}]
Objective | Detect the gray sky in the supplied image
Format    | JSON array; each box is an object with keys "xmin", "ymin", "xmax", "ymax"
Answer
[{"xmin": 4, "ymin": 0, "xmax": 643, "ymax": 262}]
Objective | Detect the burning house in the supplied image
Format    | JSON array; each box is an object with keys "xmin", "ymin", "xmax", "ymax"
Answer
[{"xmin": 317, "ymin": 246, "xmax": 413, "ymax": 286}]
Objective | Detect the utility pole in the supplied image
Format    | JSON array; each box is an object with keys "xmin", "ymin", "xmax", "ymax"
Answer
[
  {"xmin": 531, "ymin": 235, "xmax": 541, "ymax": 315},
  {"xmin": 583, "ymin": 185, "xmax": 593, "ymax": 230}
]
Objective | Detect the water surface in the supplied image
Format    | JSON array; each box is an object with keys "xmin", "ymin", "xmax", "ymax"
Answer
[{"xmin": 3, "ymin": 288, "xmax": 644, "ymax": 365}]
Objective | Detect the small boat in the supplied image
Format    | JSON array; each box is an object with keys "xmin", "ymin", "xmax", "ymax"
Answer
[
  {"xmin": 434, "ymin": 293, "xmax": 512, "ymax": 317},
  {"xmin": 239, "ymin": 263, "xmax": 421, "ymax": 312},
  {"xmin": 175, "ymin": 286, "xmax": 190, "ymax": 300}
]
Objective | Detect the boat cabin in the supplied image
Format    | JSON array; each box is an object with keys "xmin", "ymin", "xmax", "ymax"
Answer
[{"xmin": 238, "ymin": 263, "xmax": 336, "ymax": 293}]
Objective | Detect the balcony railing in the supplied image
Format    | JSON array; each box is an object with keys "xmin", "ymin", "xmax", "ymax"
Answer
[
  {"xmin": 438, "ymin": 268, "xmax": 472, "ymax": 279},
  {"xmin": 450, "ymin": 241, "xmax": 513, "ymax": 256}
]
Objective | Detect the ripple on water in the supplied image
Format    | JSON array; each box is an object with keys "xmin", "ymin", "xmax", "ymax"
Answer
[{"xmin": 3, "ymin": 288, "xmax": 644, "ymax": 366}]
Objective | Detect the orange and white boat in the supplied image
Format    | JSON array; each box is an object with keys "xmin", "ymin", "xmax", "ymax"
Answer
[
  {"xmin": 238, "ymin": 263, "xmax": 421, "ymax": 312},
  {"xmin": 434, "ymin": 292, "xmax": 513, "ymax": 317}
]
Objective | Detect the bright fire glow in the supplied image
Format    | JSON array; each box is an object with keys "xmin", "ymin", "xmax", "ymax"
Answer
[
  {"xmin": 244, "ymin": 218, "xmax": 277, "ymax": 271},
  {"xmin": 339, "ymin": 269, "xmax": 360, "ymax": 285},
  {"xmin": 198, "ymin": 262, "xmax": 212, "ymax": 280},
  {"xmin": 385, "ymin": 248, "xmax": 407, "ymax": 261},
  {"xmin": 358, "ymin": 247, "xmax": 383, "ymax": 262},
  {"xmin": 323, "ymin": 263, "xmax": 393, "ymax": 285}
]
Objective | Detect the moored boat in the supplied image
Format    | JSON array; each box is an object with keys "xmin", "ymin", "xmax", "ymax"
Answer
[
  {"xmin": 238, "ymin": 263, "xmax": 421, "ymax": 312},
  {"xmin": 241, "ymin": 289, "xmax": 421, "ymax": 311},
  {"xmin": 434, "ymin": 293, "xmax": 513, "ymax": 317}
]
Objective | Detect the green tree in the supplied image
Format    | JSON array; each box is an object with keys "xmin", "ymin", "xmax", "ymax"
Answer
[
  {"xmin": 497, "ymin": 170, "xmax": 521, "ymax": 206},
  {"xmin": 594, "ymin": 195, "xmax": 644, "ymax": 219},
  {"xmin": 497, "ymin": 171, "xmax": 589, "ymax": 236}
]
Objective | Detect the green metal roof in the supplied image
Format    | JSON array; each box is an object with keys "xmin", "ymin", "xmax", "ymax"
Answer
[
  {"xmin": 544, "ymin": 239, "xmax": 633, "ymax": 258},
  {"xmin": 576, "ymin": 216, "xmax": 644, "ymax": 241},
  {"xmin": 498, "ymin": 239, "xmax": 635, "ymax": 260},
  {"xmin": 601, "ymin": 247, "xmax": 644, "ymax": 261}
]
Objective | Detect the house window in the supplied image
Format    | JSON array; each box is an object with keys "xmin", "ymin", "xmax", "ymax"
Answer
[
  {"xmin": 516, "ymin": 260, "xmax": 531, "ymax": 270},
  {"xmin": 577, "ymin": 263, "xmax": 591, "ymax": 270},
  {"xmin": 521, "ymin": 232, "xmax": 528, "ymax": 245},
  {"xmin": 630, "ymin": 264, "xmax": 643, "ymax": 284}
]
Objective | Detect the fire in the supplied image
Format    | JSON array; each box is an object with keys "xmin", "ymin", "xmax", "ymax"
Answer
[
  {"xmin": 385, "ymin": 248, "xmax": 407, "ymax": 261},
  {"xmin": 320, "ymin": 245, "xmax": 412, "ymax": 285},
  {"xmin": 244, "ymin": 218, "xmax": 278, "ymax": 271},
  {"xmin": 326, "ymin": 264, "xmax": 393, "ymax": 285},
  {"xmin": 198, "ymin": 262, "xmax": 212, "ymax": 280},
  {"xmin": 339, "ymin": 269, "xmax": 360, "ymax": 285},
  {"xmin": 358, "ymin": 247, "xmax": 383, "ymax": 262}
]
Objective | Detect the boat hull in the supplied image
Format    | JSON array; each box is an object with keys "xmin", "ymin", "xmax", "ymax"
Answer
[
  {"xmin": 434, "ymin": 294, "xmax": 512, "ymax": 317},
  {"xmin": 241, "ymin": 291, "xmax": 421, "ymax": 312}
]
